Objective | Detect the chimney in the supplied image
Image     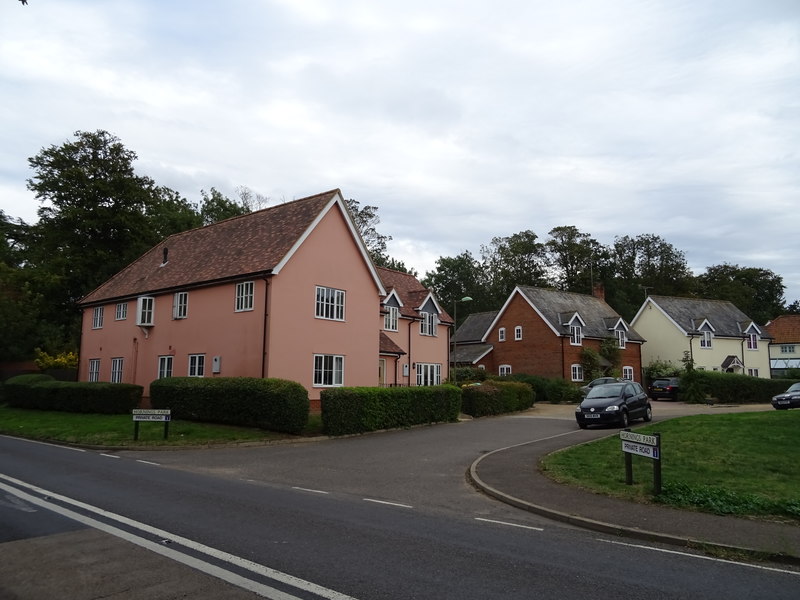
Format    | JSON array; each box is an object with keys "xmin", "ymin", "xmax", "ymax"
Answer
[{"xmin": 592, "ymin": 282, "xmax": 605, "ymax": 301}]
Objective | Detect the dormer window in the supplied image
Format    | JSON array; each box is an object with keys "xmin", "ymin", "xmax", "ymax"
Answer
[
  {"xmin": 420, "ymin": 311, "xmax": 437, "ymax": 336},
  {"xmin": 570, "ymin": 325, "xmax": 582, "ymax": 346},
  {"xmin": 616, "ymin": 330, "xmax": 626, "ymax": 349},
  {"xmin": 384, "ymin": 305, "xmax": 399, "ymax": 331},
  {"xmin": 746, "ymin": 333, "xmax": 758, "ymax": 350},
  {"xmin": 700, "ymin": 331, "xmax": 712, "ymax": 348}
]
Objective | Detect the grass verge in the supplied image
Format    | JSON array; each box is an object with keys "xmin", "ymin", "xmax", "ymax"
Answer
[
  {"xmin": 0, "ymin": 405, "xmax": 324, "ymax": 446},
  {"xmin": 540, "ymin": 410, "xmax": 800, "ymax": 522}
]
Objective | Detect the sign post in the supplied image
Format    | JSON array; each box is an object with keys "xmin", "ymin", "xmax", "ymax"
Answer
[
  {"xmin": 620, "ymin": 429, "xmax": 662, "ymax": 495},
  {"xmin": 132, "ymin": 409, "xmax": 171, "ymax": 441}
]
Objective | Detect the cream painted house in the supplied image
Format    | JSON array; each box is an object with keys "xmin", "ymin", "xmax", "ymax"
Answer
[
  {"xmin": 78, "ymin": 190, "xmax": 451, "ymax": 411},
  {"xmin": 631, "ymin": 295, "xmax": 771, "ymax": 377}
]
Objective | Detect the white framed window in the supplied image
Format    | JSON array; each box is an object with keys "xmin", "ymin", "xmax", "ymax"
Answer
[
  {"xmin": 315, "ymin": 286, "xmax": 345, "ymax": 321},
  {"xmin": 111, "ymin": 358, "xmax": 124, "ymax": 383},
  {"xmin": 314, "ymin": 354, "xmax": 344, "ymax": 386},
  {"xmin": 570, "ymin": 325, "xmax": 582, "ymax": 346},
  {"xmin": 781, "ymin": 345, "xmax": 796, "ymax": 353},
  {"xmin": 622, "ymin": 366, "xmax": 634, "ymax": 380},
  {"xmin": 746, "ymin": 333, "xmax": 758, "ymax": 350},
  {"xmin": 235, "ymin": 281, "xmax": 254, "ymax": 312},
  {"xmin": 88, "ymin": 359, "xmax": 100, "ymax": 382},
  {"xmin": 420, "ymin": 312, "xmax": 437, "ymax": 336},
  {"xmin": 478, "ymin": 364, "xmax": 486, "ymax": 370},
  {"xmin": 384, "ymin": 305, "xmax": 399, "ymax": 331},
  {"xmin": 137, "ymin": 296, "xmax": 155, "ymax": 326},
  {"xmin": 416, "ymin": 363, "xmax": 441, "ymax": 386},
  {"xmin": 158, "ymin": 355, "xmax": 173, "ymax": 379},
  {"xmin": 115, "ymin": 302, "xmax": 128, "ymax": 320},
  {"xmin": 498, "ymin": 327, "xmax": 506, "ymax": 342},
  {"xmin": 616, "ymin": 330, "xmax": 626, "ymax": 349},
  {"xmin": 499, "ymin": 364, "xmax": 512, "ymax": 376},
  {"xmin": 747, "ymin": 368, "xmax": 759, "ymax": 377},
  {"xmin": 571, "ymin": 364, "xmax": 584, "ymax": 382},
  {"xmin": 700, "ymin": 331, "xmax": 712, "ymax": 348},
  {"xmin": 514, "ymin": 326, "xmax": 522, "ymax": 341},
  {"xmin": 92, "ymin": 306, "xmax": 104, "ymax": 329},
  {"xmin": 173, "ymin": 292, "xmax": 188, "ymax": 319},
  {"xmin": 188, "ymin": 354, "xmax": 205, "ymax": 377}
]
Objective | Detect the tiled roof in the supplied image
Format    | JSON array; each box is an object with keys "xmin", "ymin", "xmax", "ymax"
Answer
[
  {"xmin": 379, "ymin": 332, "xmax": 406, "ymax": 356},
  {"xmin": 648, "ymin": 295, "xmax": 765, "ymax": 337},
  {"xmin": 453, "ymin": 311, "xmax": 499, "ymax": 343},
  {"xmin": 517, "ymin": 287, "xmax": 645, "ymax": 342},
  {"xmin": 764, "ymin": 315, "xmax": 800, "ymax": 343},
  {"xmin": 80, "ymin": 190, "xmax": 341, "ymax": 305},
  {"xmin": 377, "ymin": 267, "xmax": 452, "ymax": 322}
]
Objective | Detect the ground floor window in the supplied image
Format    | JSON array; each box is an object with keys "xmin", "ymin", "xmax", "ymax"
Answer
[
  {"xmin": 747, "ymin": 368, "xmax": 759, "ymax": 377},
  {"xmin": 571, "ymin": 364, "xmax": 584, "ymax": 382},
  {"xmin": 314, "ymin": 354, "xmax": 344, "ymax": 386},
  {"xmin": 499, "ymin": 364, "xmax": 512, "ymax": 376},
  {"xmin": 111, "ymin": 358, "xmax": 124, "ymax": 383},
  {"xmin": 158, "ymin": 355, "xmax": 173, "ymax": 379},
  {"xmin": 88, "ymin": 359, "xmax": 100, "ymax": 382},
  {"xmin": 622, "ymin": 366, "xmax": 634, "ymax": 380},
  {"xmin": 416, "ymin": 363, "xmax": 441, "ymax": 386},
  {"xmin": 189, "ymin": 354, "xmax": 205, "ymax": 377}
]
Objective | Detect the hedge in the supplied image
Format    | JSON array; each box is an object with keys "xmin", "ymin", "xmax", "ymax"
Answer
[
  {"xmin": 149, "ymin": 377, "xmax": 309, "ymax": 434},
  {"xmin": 682, "ymin": 370, "xmax": 797, "ymax": 404},
  {"xmin": 321, "ymin": 385, "xmax": 461, "ymax": 436},
  {"xmin": 4, "ymin": 374, "xmax": 142, "ymax": 414},
  {"xmin": 460, "ymin": 381, "xmax": 534, "ymax": 417},
  {"xmin": 497, "ymin": 374, "xmax": 581, "ymax": 404}
]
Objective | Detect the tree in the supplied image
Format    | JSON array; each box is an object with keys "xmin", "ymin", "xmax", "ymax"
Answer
[
  {"xmin": 544, "ymin": 226, "xmax": 602, "ymax": 293},
  {"xmin": 198, "ymin": 187, "xmax": 250, "ymax": 225},
  {"xmin": 422, "ymin": 251, "xmax": 487, "ymax": 323},
  {"xmin": 24, "ymin": 130, "xmax": 206, "ymax": 348},
  {"xmin": 480, "ymin": 230, "xmax": 548, "ymax": 305},
  {"xmin": 695, "ymin": 263, "xmax": 785, "ymax": 325}
]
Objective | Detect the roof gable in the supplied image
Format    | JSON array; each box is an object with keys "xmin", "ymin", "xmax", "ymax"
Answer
[
  {"xmin": 640, "ymin": 295, "xmax": 763, "ymax": 338},
  {"xmin": 80, "ymin": 190, "xmax": 385, "ymax": 305},
  {"xmin": 376, "ymin": 267, "xmax": 451, "ymax": 323}
]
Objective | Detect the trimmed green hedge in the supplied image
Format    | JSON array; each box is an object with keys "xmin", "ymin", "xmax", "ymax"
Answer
[
  {"xmin": 683, "ymin": 370, "xmax": 796, "ymax": 404},
  {"xmin": 497, "ymin": 374, "xmax": 581, "ymax": 404},
  {"xmin": 321, "ymin": 385, "xmax": 461, "ymax": 436},
  {"xmin": 460, "ymin": 381, "xmax": 534, "ymax": 417},
  {"xmin": 4, "ymin": 374, "xmax": 142, "ymax": 414},
  {"xmin": 149, "ymin": 377, "xmax": 309, "ymax": 434}
]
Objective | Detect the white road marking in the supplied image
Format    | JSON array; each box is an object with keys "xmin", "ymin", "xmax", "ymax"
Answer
[
  {"xmin": 362, "ymin": 498, "xmax": 414, "ymax": 509},
  {"xmin": 475, "ymin": 517, "xmax": 544, "ymax": 531},
  {"xmin": 100, "ymin": 453, "xmax": 120, "ymax": 459},
  {"xmin": 597, "ymin": 538, "xmax": 800, "ymax": 576},
  {"xmin": 292, "ymin": 486, "xmax": 330, "ymax": 495},
  {"xmin": 0, "ymin": 474, "xmax": 359, "ymax": 600},
  {"xmin": 136, "ymin": 460, "xmax": 161, "ymax": 466},
  {"xmin": 0, "ymin": 435, "xmax": 86, "ymax": 452}
]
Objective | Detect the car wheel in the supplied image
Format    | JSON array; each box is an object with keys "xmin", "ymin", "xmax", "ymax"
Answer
[
  {"xmin": 619, "ymin": 411, "xmax": 629, "ymax": 428},
  {"xmin": 643, "ymin": 405, "xmax": 652, "ymax": 422}
]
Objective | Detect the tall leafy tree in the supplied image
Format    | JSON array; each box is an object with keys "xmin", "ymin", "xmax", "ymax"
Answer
[
  {"xmin": 198, "ymin": 187, "xmax": 250, "ymax": 225},
  {"xmin": 544, "ymin": 226, "xmax": 603, "ymax": 293},
  {"xmin": 422, "ymin": 251, "xmax": 487, "ymax": 322},
  {"xmin": 695, "ymin": 263, "xmax": 785, "ymax": 324},
  {"xmin": 480, "ymin": 230, "xmax": 548, "ymax": 305}
]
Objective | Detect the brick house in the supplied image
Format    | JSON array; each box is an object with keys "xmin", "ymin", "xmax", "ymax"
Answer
[
  {"xmin": 453, "ymin": 285, "xmax": 645, "ymax": 383},
  {"xmin": 77, "ymin": 189, "xmax": 450, "ymax": 410},
  {"xmin": 763, "ymin": 315, "xmax": 800, "ymax": 378}
]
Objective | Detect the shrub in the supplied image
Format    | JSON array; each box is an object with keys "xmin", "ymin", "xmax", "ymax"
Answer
[
  {"xmin": 682, "ymin": 370, "xmax": 795, "ymax": 404},
  {"xmin": 4, "ymin": 374, "xmax": 141, "ymax": 414},
  {"xmin": 321, "ymin": 385, "xmax": 461, "ymax": 436},
  {"xmin": 461, "ymin": 381, "xmax": 534, "ymax": 417},
  {"xmin": 149, "ymin": 377, "xmax": 309, "ymax": 434},
  {"xmin": 498, "ymin": 374, "xmax": 580, "ymax": 404}
]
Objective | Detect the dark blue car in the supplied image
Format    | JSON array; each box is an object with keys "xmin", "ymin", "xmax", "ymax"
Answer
[
  {"xmin": 575, "ymin": 382, "xmax": 652, "ymax": 429},
  {"xmin": 772, "ymin": 383, "xmax": 800, "ymax": 410}
]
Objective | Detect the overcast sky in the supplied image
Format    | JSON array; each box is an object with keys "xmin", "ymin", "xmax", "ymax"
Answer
[{"xmin": 2, "ymin": 1, "xmax": 798, "ymax": 306}]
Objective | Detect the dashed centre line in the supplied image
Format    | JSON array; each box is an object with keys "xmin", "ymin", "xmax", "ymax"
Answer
[{"xmin": 362, "ymin": 498, "xmax": 414, "ymax": 509}]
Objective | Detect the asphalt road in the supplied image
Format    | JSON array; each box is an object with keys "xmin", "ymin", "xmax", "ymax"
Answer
[{"xmin": 1, "ymin": 403, "xmax": 798, "ymax": 599}]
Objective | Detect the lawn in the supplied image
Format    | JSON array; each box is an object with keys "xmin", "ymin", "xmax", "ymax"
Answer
[
  {"xmin": 0, "ymin": 405, "xmax": 324, "ymax": 446},
  {"xmin": 540, "ymin": 410, "xmax": 800, "ymax": 522}
]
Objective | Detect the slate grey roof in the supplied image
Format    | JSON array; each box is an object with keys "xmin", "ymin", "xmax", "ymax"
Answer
[
  {"xmin": 647, "ymin": 295, "xmax": 765, "ymax": 337},
  {"xmin": 517, "ymin": 286, "xmax": 645, "ymax": 342},
  {"xmin": 453, "ymin": 311, "xmax": 499, "ymax": 343},
  {"xmin": 453, "ymin": 343, "xmax": 493, "ymax": 365}
]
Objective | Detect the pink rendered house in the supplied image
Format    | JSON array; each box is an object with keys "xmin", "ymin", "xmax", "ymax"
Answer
[{"xmin": 77, "ymin": 189, "xmax": 451, "ymax": 411}]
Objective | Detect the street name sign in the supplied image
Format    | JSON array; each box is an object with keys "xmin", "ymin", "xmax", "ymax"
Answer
[
  {"xmin": 621, "ymin": 440, "xmax": 660, "ymax": 459},
  {"xmin": 132, "ymin": 409, "xmax": 171, "ymax": 422},
  {"xmin": 619, "ymin": 430, "xmax": 658, "ymax": 447}
]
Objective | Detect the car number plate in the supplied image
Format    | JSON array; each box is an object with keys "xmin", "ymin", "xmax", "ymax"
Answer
[
  {"xmin": 585, "ymin": 414, "xmax": 601, "ymax": 419},
  {"xmin": 653, "ymin": 387, "xmax": 664, "ymax": 392},
  {"xmin": 778, "ymin": 400, "xmax": 790, "ymax": 405}
]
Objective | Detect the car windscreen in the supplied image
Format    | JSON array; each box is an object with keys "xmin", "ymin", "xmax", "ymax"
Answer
[
  {"xmin": 787, "ymin": 383, "xmax": 800, "ymax": 393},
  {"xmin": 586, "ymin": 383, "xmax": 624, "ymax": 398}
]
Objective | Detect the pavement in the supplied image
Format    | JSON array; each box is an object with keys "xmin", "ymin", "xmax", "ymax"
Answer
[{"xmin": 469, "ymin": 401, "xmax": 800, "ymax": 566}]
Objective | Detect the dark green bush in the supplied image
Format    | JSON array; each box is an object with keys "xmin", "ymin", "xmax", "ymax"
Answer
[
  {"xmin": 461, "ymin": 381, "xmax": 534, "ymax": 417},
  {"xmin": 149, "ymin": 377, "xmax": 309, "ymax": 434},
  {"xmin": 498, "ymin": 374, "xmax": 580, "ymax": 404},
  {"xmin": 4, "ymin": 374, "xmax": 141, "ymax": 414},
  {"xmin": 321, "ymin": 385, "xmax": 461, "ymax": 436},
  {"xmin": 682, "ymin": 370, "xmax": 795, "ymax": 404}
]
